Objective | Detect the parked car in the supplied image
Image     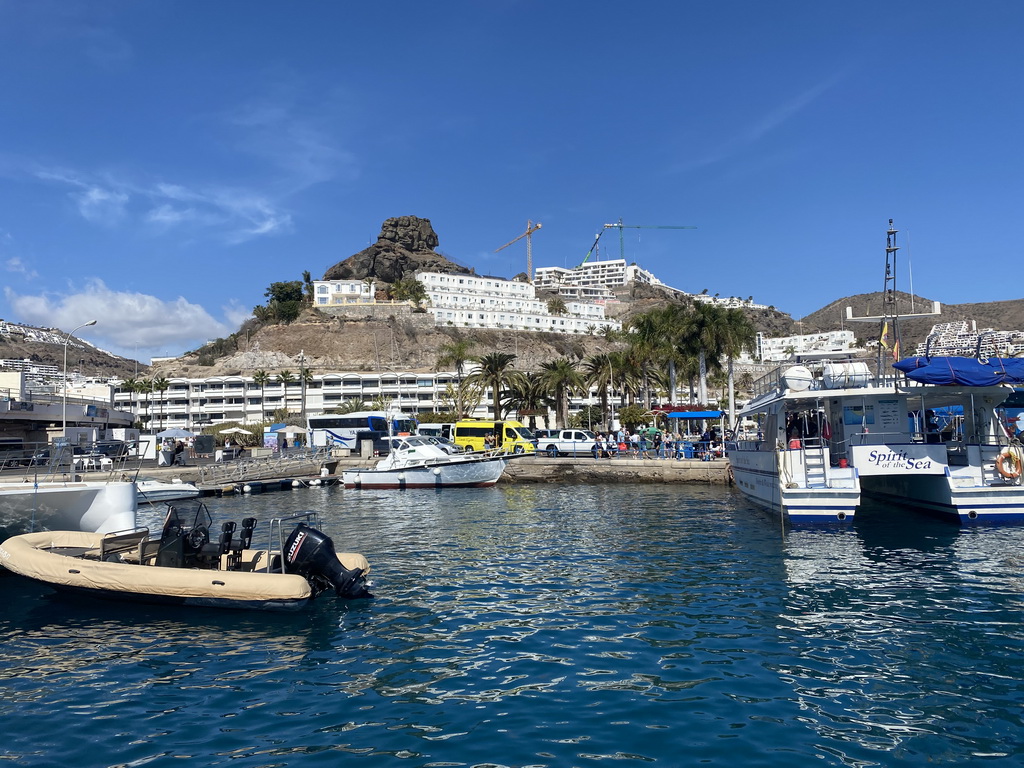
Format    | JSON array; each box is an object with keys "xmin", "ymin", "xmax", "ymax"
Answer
[
  {"xmin": 25, "ymin": 446, "xmax": 88, "ymax": 466},
  {"xmin": 536, "ymin": 429, "xmax": 598, "ymax": 457},
  {"xmin": 423, "ymin": 436, "xmax": 463, "ymax": 454},
  {"xmin": 95, "ymin": 440, "xmax": 133, "ymax": 458},
  {"xmin": 531, "ymin": 428, "xmax": 556, "ymax": 447}
]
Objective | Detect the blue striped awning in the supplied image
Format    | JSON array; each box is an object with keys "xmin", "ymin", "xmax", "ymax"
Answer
[{"xmin": 666, "ymin": 411, "xmax": 722, "ymax": 419}]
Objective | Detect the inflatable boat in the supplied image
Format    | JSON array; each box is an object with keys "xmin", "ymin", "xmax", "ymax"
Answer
[{"xmin": 0, "ymin": 501, "xmax": 371, "ymax": 611}]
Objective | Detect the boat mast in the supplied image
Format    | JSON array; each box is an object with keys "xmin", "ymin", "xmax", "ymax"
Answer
[
  {"xmin": 844, "ymin": 219, "xmax": 941, "ymax": 382},
  {"xmin": 878, "ymin": 219, "xmax": 901, "ymax": 372}
]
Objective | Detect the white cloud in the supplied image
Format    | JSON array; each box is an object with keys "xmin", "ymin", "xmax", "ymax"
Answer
[
  {"xmin": 5, "ymin": 280, "xmax": 234, "ymax": 361},
  {"xmin": 74, "ymin": 185, "xmax": 129, "ymax": 225},
  {"xmin": 32, "ymin": 166, "xmax": 291, "ymax": 244},
  {"xmin": 4, "ymin": 256, "xmax": 38, "ymax": 280},
  {"xmin": 223, "ymin": 85, "xmax": 359, "ymax": 193},
  {"xmin": 223, "ymin": 300, "xmax": 254, "ymax": 329},
  {"xmin": 673, "ymin": 69, "xmax": 848, "ymax": 174}
]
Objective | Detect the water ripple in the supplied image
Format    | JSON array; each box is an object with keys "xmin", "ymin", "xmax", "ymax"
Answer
[{"xmin": 2, "ymin": 485, "xmax": 1023, "ymax": 766}]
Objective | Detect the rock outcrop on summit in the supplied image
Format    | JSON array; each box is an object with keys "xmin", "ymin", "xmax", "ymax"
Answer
[{"xmin": 323, "ymin": 215, "xmax": 472, "ymax": 284}]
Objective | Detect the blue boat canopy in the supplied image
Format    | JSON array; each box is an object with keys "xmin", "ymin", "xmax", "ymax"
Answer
[
  {"xmin": 667, "ymin": 410, "xmax": 723, "ymax": 419},
  {"xmin": 893, "ymin": 357, "xmax": 1024, "ymax": 386}
]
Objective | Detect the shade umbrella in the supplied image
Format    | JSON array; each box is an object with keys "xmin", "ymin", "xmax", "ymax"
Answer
[
  {"xmin": 157, "ymin": 428, "xmax": 195, "ymax": 439},
  {"xmin": 273, "ymin": 425, "xmax": 307, "ymax": 434},
  {"xmin": 220, "ymin": 427, "xmax": 254, "ymax": 435}
]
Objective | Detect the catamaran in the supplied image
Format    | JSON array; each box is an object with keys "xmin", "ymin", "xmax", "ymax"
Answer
[{"xmin": 729, "ymin": 221, "xmax": 1024, "ymax": 525}]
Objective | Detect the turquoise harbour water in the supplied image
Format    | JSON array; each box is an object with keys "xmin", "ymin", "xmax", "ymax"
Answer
[{"xmin": 2, "ymin": 484, "xmax": 1023, "ymax": 767}]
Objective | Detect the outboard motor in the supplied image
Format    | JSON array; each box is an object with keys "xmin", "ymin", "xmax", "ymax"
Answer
[{"xmin": 283, "ymin": 523, "xmax": 370, "ymax": 599}]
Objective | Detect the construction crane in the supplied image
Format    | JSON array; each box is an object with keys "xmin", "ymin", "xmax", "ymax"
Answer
[
  {"xmin": 495, "ymin": 220, "xmax": 543, "ymax": 281},
  {"xmin": 582, "ymin": 218, "xmax": 696, "ymax": 265}
]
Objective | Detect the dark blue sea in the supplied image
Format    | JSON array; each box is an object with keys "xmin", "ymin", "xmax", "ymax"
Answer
[{"xmin": 2, "ymin": 484, "xmax": 1023, "ymax": 767}]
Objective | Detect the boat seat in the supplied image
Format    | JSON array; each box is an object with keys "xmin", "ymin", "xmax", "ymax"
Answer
[
  {"xmin": 100, "ymin": 528, "xmax": 150, "ymax": 562},
  {"xmin": 224, "ymin": 518, "xmax": 257, "ymax": 571},
  {"xmin": 138, "ymin": 538, "xmax": 162, "ymax": 565}
]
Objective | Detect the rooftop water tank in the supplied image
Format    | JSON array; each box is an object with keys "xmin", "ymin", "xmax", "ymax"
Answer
[{"xmin": 823, "ymin": 362, "xmax": 871, "ymax": 389}]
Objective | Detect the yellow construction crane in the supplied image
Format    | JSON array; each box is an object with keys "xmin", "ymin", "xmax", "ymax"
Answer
[
  {"xmin": 495, "ymin": 220, "xmax": 543, "ymax": 281},
  {"xmin": 582, "ymin": 218, "xmax": 696, "ymax": 265}
]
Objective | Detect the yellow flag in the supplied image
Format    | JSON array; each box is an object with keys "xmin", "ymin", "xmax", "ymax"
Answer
[{"xmin": 880, "ymin": 322, "xmax": 890, "ymax": 350}]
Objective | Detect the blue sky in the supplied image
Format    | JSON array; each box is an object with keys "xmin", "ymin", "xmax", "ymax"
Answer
[{"xmin": 2, "ymin": 1, "xmax": 1022, "ymax": 362}]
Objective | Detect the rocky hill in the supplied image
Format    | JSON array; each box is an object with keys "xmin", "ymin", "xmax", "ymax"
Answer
[
  {"xmin": 323, "ymin": 215, "xmax": 473, "ymax": 283},
  {"xmin": 0, "ymin": 324, "xmax": 141, "ymax": 379}
]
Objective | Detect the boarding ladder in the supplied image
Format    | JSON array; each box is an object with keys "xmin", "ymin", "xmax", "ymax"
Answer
[{"xmin": 801, "ymin": 438, "xmax": 829, "ymax": 488}]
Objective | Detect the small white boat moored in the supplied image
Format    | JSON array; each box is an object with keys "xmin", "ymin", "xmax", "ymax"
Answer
[
  {"xmin": 136, "ymin": 476, "xmax": 201, "ymax": 504},
  {"xmin": 343, "ymin": 435, "xmax": 511, "ymax": 489}
]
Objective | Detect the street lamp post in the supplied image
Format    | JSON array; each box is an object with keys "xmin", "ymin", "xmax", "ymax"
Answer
[{"xmin": 62, "ymin": 320, "xmax": 97, "ymax": 438}]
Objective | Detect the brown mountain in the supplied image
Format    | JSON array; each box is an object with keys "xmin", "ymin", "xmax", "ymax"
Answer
[
  {"xmin": 0, "ymin": 326, "xmax": 143, "ymax": 379},
  {"xmin": 797, "ymin": 291, "xmax": 1024, "ymax": 351}
]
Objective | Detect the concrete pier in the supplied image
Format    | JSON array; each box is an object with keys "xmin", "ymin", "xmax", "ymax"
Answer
[
  {"xmin": 88, "ymin": 452, "xmax": 730, "ymax": 492},
  {"xmin": 503, "ymin": 454, "xmax": 730, "ymax": 484}
]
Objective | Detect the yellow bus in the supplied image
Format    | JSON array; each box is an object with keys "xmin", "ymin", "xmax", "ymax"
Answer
[{"xmin": 453, "ymin": 419, "xmax": 536, "ymax": 454}]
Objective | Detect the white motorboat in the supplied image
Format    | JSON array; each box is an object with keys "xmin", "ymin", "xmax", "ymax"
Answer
[
  {"xmin": 343, "ymin": 435, "xmax": 511, "ymax": 489},
  {"xmin": 0, "ymin": 478, "xmax": 136, "ymax": 536},
  {"xmin": 136, "ymin": 477, "xmax": 201, "ymax": 504},
  {"xmin": 729, "ymin": 221, "xmax": 1024, "ymax": 525},
  {"xmin": 0, "ymin": 502, "xmax": 371, "ymax": 611}
]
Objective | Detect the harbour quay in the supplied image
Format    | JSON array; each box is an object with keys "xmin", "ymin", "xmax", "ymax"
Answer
[
  {"xmin": 96, "ymin": 452, "xmax": 730, "ymax": 492},
  {"xmin": 504, "ymin": 454, "xmax": 730, "ymax": 484}
]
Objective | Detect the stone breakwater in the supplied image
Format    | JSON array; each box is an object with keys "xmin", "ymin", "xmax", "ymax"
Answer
[{"xmin": 502, "ymin": 455, "xmax": 730, "ymax": 484}]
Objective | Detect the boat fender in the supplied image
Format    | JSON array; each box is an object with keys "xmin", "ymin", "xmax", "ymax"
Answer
[{"xmin": 996, "ymin": 447, "xmax": 1023, "ymax": 479}]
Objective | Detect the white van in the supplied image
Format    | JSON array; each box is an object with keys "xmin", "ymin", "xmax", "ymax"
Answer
[{"xmin": 418, "ymin": 423, "xmax": 454, "ymax": 440}]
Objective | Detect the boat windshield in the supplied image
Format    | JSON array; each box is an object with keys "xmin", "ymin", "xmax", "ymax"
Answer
[
  {"xmin": 162, "ymin": 500, "xmax": 213, "ymax": 536},
  {"xmin": 390, "ymin": 436, "xmax": 434, "ymax": 450}
]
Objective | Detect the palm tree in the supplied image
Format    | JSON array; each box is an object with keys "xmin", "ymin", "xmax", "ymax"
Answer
[
  {"xmin": 151, "ymin": 376, "xmax": 169, "ymax": 431},
  {"xmin": 277, "ymin": 370, "xmax": 295, "ymax": 414},
  {"xmin": 681, "ymin": 302, "xmax": 727, "ymax": 406},
  {"xmin": 362, "ymin": 276, "xmax": 376, "ymax": 302},
  {"xmin": 435, "ymin": 339, "xmax": 474, "ymax": 382},
  {"xmin": 583, "ymin": 353, "xmax": 615, "ymax": 432},
  {"xmin": 121, "ymin": 377, "xmax": 138, "ymax": 426},
  {"xmin": 506, "ymin": 374, "xmax": 553, "ymax": 430},
  {"xmin": 302, "ymin": 270, "xmax": 315, "ymax": 304},
  {"xmin": 547, "ymin": 297, "xmax": 568, "ymax": 316},
  {"xmin": 538, "ymin": 357, "xmax": 585, "ymax": 429},
  {"xmin": 465, "ymin": 352, "xmax": 519, "ymax": 419},
  {"xmin": 298, "ymin": 366, "xmax": 314, "ymax": 419},
  {"xmin": 627, "ymin": 307, "xmax": 680, "ymax": 410},
  {"xmin": 252, "ymin": 369, "xmax": 271, "ymax": 420},
  {"xmin": 136, "ymin": 378, "xmax": 153, "ymax": 429},
  {"xmin": 720, "ymin": 308, "xmax": 757, "ymax": 426}
]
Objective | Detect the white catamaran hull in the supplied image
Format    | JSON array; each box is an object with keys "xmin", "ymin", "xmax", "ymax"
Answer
[{"xmin": 729, "ymin": 448, "xmax": 860, "ymax": 523}]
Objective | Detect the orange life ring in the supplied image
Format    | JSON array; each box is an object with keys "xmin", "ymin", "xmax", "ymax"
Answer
[{"xmin": 996, "ymin": 449, "xmax": 1022, "ymax": 479}]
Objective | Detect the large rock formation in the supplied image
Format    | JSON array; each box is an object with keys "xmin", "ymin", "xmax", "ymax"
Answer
[{"xmin": 323, "ymin": 215, "xmax": 472, "ymax": 284}]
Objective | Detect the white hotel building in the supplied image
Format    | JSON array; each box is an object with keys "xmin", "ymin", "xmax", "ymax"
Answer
[
  {"xmin": 312, "ymin": 272, "xmax": 621, "ymax": 335},
  {"xmin": 112, "ymin": 370, "xmax": 473, "ymax": 430},
  {"xmin": 417, "ymin": 272, "xmax": 619, "ymax": 333},
  {"xmin": 534, "ymin": 259, "xmax": 659, "ymax": 296},
  {"xmin": 753, "ymin": 330, "xmax": 857, "ymax": 362}
]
